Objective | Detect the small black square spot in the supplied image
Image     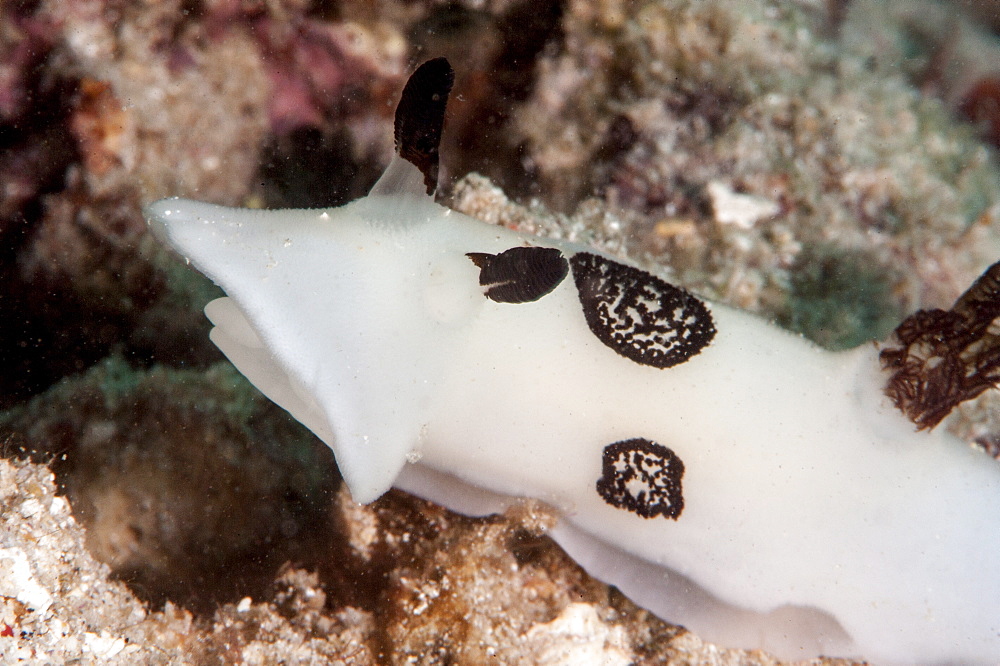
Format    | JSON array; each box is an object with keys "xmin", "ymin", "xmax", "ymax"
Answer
[{"xmin": 467, "ymin": 246, "xmax": 569, "ymax": 304}]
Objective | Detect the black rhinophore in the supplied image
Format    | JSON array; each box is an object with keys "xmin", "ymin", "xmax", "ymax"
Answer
[
  {"xmin": 570, "ymin": 252, "xmax": 716, "ymax": 368},
  {"xmin": 596, "ymin": 438, "xmax": 685, "ymax": 520},
  {"xmin": 467, "ymin": 246, "xmax": 569, "ymax": 304},
  {"xmin": 395, "ymin": 57, "xmax": 455, "ymax": 195}
]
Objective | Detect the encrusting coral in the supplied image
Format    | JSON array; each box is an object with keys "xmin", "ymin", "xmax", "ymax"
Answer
[
  {"xmin": 0, "ymin": 356, "xmax": 334, "ymax": 611},
  {"xmin": 512, "ymin": 0, "xmax": 1000, "ymax": 350},
  {"xmin": 0, "ymin": 454, "xmax": 378, "ymax": 663}
]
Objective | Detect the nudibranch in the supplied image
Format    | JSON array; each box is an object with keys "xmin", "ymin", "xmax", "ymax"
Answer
[{"xmin": 147, "ymin": 59, "xmax": 1000, "ymax": 663}]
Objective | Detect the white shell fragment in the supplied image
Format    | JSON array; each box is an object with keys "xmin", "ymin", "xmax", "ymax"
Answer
[
  {"xmin": 146, "ymin": 59, "xmax": 1000, "ymax": 665},
  {"xmin": 706, "ymin": 180, "xmax": 780, "ymax": 228},
  {"xmin": 0, "ymin": 547, "xmax": 53, "ymax": 614},
  {"xmin": 522, "ymin": 603, "xmax": 632, "ymax": 665}
]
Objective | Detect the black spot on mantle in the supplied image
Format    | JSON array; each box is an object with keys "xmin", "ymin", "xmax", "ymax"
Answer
[
  {"xmin": 467, "ymin": 246, "xmax": 568, "ymax": 304},
  {"xmin": 570, "ymin": 252, "xmax": 716, "ymax": 368},
  {"xmin": 596, "ymin": 438, "xmax": 685, "ymax": 520}
]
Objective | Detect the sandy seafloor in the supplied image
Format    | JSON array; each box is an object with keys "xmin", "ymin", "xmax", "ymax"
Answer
[{"xmin": 2, "ymin": 0, "xmax": 1000, "ymax": 663}]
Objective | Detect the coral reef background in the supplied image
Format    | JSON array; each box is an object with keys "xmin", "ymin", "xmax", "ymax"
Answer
[{"xmin": 2, "ymin": 0, "xmax": 1000, "ymax": 662}]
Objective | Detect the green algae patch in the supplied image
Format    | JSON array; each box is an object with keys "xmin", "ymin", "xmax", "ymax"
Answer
[{"xmin": 780, "ymin": 247, "xmax": 903, "ymax": 350}]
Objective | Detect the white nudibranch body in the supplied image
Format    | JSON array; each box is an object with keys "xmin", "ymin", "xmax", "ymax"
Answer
[{"xmin": 146, "ymin": 59, "xmax": 1000, "ymax": 664}]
